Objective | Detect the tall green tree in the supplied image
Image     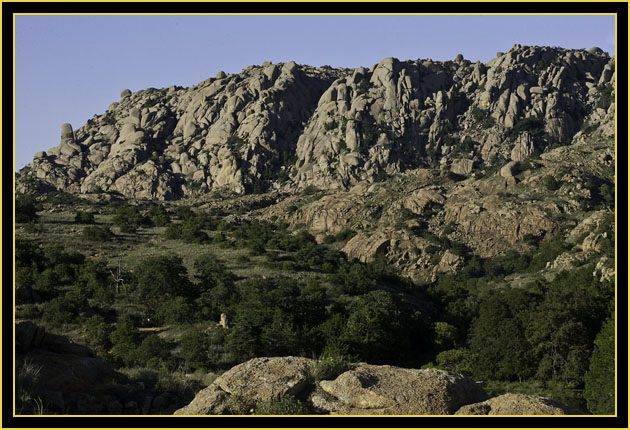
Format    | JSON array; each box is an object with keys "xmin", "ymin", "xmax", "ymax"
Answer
[{"xmin": 584, "ymin": 317, "xmax": 615, "ymax": 414}]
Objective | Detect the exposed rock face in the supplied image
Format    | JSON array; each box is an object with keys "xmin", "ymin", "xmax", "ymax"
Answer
[
  {"xmin": 174, "ymin": 356, "xmax": 315, "ymax": 415},
  {"xmin": 15, "ymin": 321, "xmax": 128, "ymax": 414},
  {"xmin": 316, "ymin": 365, "xmax": 488, "ymax": 415},
  {"xmin": 455, "ymin": 393, "xmax": 583, "ymax": 415},
  {"xmin": 16, "ymin": 321, "xmax": 192, "ymax": 415},
  {"xmin": 17, "ymin": 45, "xmax": 613, "ymax": 200},
  {"xmin": 175, "ymin": 357, "xmax": 580, "ymax": 415}
]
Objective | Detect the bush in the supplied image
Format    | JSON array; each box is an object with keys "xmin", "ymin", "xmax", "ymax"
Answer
[
  {"xmin": 149, "ymin": 205, "xmax": 170, "ymax": 226},
  {"xmin": 507, "ymin": 117, "xmax": 545, "ymax": 140},
  {"xmin": 41, "ymin": 296, "xmax": 78, "ymax": 325},
  {"xmin": 180, "ymin": 329, "xmax": 210, "ymax": 371},
  {"xmin": 15, "ymin": 195, "xmax": 40, "ymax": 223},
  {"xmin": 309, "ymin": 355, "xmax": 351, "ymax": 381},
  {"xmin": 164, "ymin": 223, "xmax": 182, "ymax": 240},
  {"xmin": 85, "ymin": 315, "xmax": 112, "ymax": 356},
  {"xmin": 595, "ymin": 83, "xmax": 613, "ymax": 110},
  {"xmin": 322, "ymin": 235, "xmax": 336, "ymax": 244},
  {"xmin": 584, "ymin": 317, "xmax": 615, "ymax": 414},
  {"xmin": 135, "ymin": 335, "xmax": 175, "ymax": 370},
  {"xmin": 471, "ymin": 106, "xmax": 494, "ymax": 129},
  {"xmin": 334, "ymin": 229, "xmax": 357, "ymax": 242},
  {"xmin": 253, "ymin": 395, "xmax": 310, "ymax": 415},
  {"xmin": 112, "ymin": 204, "xmax": 143, "ymax": 233},
  {"xmin": 74, "ymin": 211, "xmax": 95, "ymax": 224},
  {"xmin": 542, "ymin": 175, "xmax": 559, "ymax": 191},
  {"xmin": 82, "ymin": 225, "xmax": 113, "ymax": 241}
]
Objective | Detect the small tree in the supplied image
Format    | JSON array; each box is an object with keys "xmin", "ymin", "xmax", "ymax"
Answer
[
  {"xmin": 584, "ymin": 317, "xmax": 615, "ymax": 414},
  {"xmin": 74, "ymin": 211, "xmax": 95, "ymax": 224},
  {"xmin": 112, "ymin": 204, "xmax": 142, "ymax": 233}
]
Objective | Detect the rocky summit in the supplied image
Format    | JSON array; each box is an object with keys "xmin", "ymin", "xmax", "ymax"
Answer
[{"xmin": 17, "ymin": 44, "xmax": 613, "ymax": 200}]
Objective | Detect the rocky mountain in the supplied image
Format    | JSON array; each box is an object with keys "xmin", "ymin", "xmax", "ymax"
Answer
[
  {"xmin": 16, "ymin": 44, "xmax": 615, "ymax": 284},
  {"xmin": 17, "ymin": 44, "xmax": 614, "ymax": 199}
]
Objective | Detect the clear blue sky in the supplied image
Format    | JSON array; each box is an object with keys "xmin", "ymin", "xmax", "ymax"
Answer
[{"xmin": 14, "ymin": 14, "xmax": 615, "ymax": 169}]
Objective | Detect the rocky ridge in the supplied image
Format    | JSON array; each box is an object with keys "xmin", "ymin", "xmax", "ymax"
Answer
[
  {"xmin": 16, "ymin": 44, "xmax": 615, "ymax": 283},
  {"xmin": 17, "ymin": 44, "xmax": 614, "ymax": 199}
]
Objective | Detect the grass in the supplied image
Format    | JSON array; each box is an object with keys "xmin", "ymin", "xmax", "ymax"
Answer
[{"xmin": 19, "ymin": 211, "xmax": 328, "ymax": 284}]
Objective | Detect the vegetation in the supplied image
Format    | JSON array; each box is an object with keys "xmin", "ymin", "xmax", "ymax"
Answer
[
  {"xmin": 471, "ymin": 106, "xmax": 495, "ymax": 129},
  {"xmin": 14, "ymin": 182, "xmax": 615, "ymax": 414}
]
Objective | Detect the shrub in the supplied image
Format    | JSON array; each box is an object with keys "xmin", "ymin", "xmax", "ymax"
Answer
[
  {"xmin": 15, "ymin": 195, "xmax": 40, "ymax": 223},
  {"xmin": 180, "ymin": 329, "xmax": 211, "ymax": 371},
  {"xmin": 334, "ymin": 229, "xmax": 357, "ymax": 242},
  {"xmin": 135, "ymin": 335, "xmax": 175, "ymax": 370},
  {"xmin": 302, "ymin": 185, "xmax": 319, "ymax": 196},
  {"xmin": 471, "ymin": 107, "xmax": 494, "ymax": 129},
  {"xmin": 164, "ymin": 223, "xmax": 182, "ymax": 240},
  {"xmin": 309, "ymin": 355, "xmax": 351, "ymax": 381},
  {"xmin": 507, "ymin": 117, "xmax": 545, "ymax": 141},
  {"xmin": 356, "ymin": 78, "xmax": 373, "ymax": 95},
  {"xmin": 112, "ymin": 204, "xmax": 142, "ymax": 233},
  {"xmin": 542, "ymin": 175, "xmax": 559, "ymax": 191},
  {"xmin": 41, "ymin": 296, "xmax": 78, "ymax": 325},
  {"xmin": 322, "ymin": 235, "xmax": 336, "ymax": 244},
  {"xmin": 584, "ymin": 317, "xmax": 615, "ymax": 414},
  {"xmin": 85, "ymin": 315, "xmax": 112, "ymax": 356},
  {"xmin": 74, "ymin": 211, "xmax": 95, "ymax": 224},
  {"xmin": 253, "ymin": 395, "xmax": 311, "ymax": 415},
  {"xmin": 82, "ymin": 225, "xmax": 113, "ymax": 241},
  {"xmin": 595, "ymin": 83, "xmax": 613, "ymax": 110},
  {"xmin": 149, "ymin": 205, "xmax": 170, "ymax": 226}
]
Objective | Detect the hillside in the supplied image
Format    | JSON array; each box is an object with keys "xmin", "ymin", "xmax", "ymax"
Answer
[{"xmin": 14, "ymin": 44, "xmax": 616, "ymax": 415}]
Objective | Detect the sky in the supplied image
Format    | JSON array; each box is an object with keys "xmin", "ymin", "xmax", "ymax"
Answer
[{"xmin": 14, "ymin": 14, "xmax": 616, "ymax": 170}]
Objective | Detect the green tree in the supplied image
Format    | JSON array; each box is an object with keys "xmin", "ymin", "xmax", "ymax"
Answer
[
  {"xmin": 112, "ymin": 204, "xmax": 142, "ymax": 233},
  {"xmin": 15, "ymin": 194, "xmax": 40, "ymax": 223},
  {"xmin": 136, "ymin": 255, "xmax": 193, "ymax": 304},
  {"xmin": 109, "ymin": 315, "xmax": 141, "ymax": 366},
  {"xmin": 583, "ymin": 317, "xmax": 615, "ymax": 414},
  {"xmin": 340, "ymin": 290, "xmax": 420, "ymax": 364},
  {"xmin": 85, "ymin": 315, "xmax": 112, "ymax": 356},
  {"xmin": 433, "ymin": 348, "xmax": 477, "ymax": 377},
  {"xmin": 148, "ymin": 205, "xmax": 171, "ymax": 226},
  {"xmin": 135, "ymin": 334, "xmax": 174, "ymax": 370},
  {"xmin": 180, "ymin": 329, "xmax": 210, "ymax": 370},
  {"xmin": 74, "ymin": 211, "xmax": 96, "ymax": 224},
  {"xmin": 469, "ymin": 290, "xmax": 536, "ymax": 381}
]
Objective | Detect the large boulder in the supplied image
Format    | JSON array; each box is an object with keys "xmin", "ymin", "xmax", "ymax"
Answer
[
  {"xmin": 15, "ymin": 321, "xmax": 129, "ymax": 414},
  {"xmin": 174, "ymin": 356, "xmax": 315, "ymax": 415},
  {"xmin": 316, "ymin": 364, "xmax": 488, "ymax": 415},
  {"xmin": 455, "ymin": 393, "xmax": 582, "ymax": 415}
]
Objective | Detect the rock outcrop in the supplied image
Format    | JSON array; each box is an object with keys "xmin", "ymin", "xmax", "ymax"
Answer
[
  {"xmin": 315, "ymin": 365, "xmax": 487, "ymax": 415},
  {"xmin": 15, "ymin": 321, "xmax": 190, "ymax": 415},
  {"xmin": 16, "ymin": 321, "xmax": 128, "ymax": 414},
  {"xmin": 175, "ymin": 356, "xmax": 581, "ymax": 415},
  {"xmin": 174, "ymin": 356, "xmax": 314, "ymax": 415},
  {"xmin": 17, "ymin": 45, "xmax": 613, "ymax": 200},
  {"xmin": 455, "ymin": 393, "xmax": 583, "ymax": 415}
]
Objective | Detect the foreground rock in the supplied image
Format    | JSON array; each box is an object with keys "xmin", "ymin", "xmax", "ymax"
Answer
[
  {"xmin": 174, "ymin": 356, "xmax": 315, "ymax": 415},
  {"xmin": 315, "ymin": 365, "xmax": 487, "ymax": 415},
  {"xmin": 175, "ymin": 356, "xmax": 580, "ymax": 415},
  {"xmin": 455, "ymin": 393, "xmax": 583, "ymax": 415},
  {"xmin": 15, "ymin": 321, "xmax": 190, "ymax": 415},
  {"xmin": 16, "ymin": 321, "xmax": 128, "ymax": 414}
]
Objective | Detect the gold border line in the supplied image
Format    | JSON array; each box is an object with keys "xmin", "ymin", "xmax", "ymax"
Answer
[{"xmin": 10, "ymin": 10, "xmax": 621, "ymax": 422}]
